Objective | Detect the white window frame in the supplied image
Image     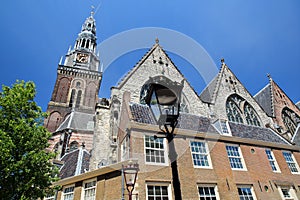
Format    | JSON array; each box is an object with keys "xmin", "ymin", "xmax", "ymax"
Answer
[
  {"xmin": 198, "ymin": 183, "xmax": 220, "ymax": 200},
  {"xmin": 237, "ymin": 185, "xmax": 257, "ymax": 200},
  {"xmin": 62, "ymin": 185, "xmax": 75, "ymax": 200},
  {"xmin": 190, "ymin": 141, "xmax": 212, "ymax": 168},
  {"xmin": 82, "ymin": 179, "xmax": 97, "ymax": 200},
  {"xmin": 282, "ymin": 151, "xmax": 300, "ymax": 174},
  {"xmin": 278, "ymin": 185, "xmax": 298, "ymax": 200},
  {"xmin": 213, "ymin": 119, "xmax": 232, "ymax": 136},
  {"xmin": 144, "ymin": 135, "xmax": 168, "ymax": 166},
  {"xmin": 225, "ymin": 144, "xmax": 247, "ymax": 171},
  {"xmin": 146, "ymin": 182, "xmax": 171, "ymax": 200},
  {"xmin": 265, "ymin": 149, "xmax": 281, "ymax": 173}
]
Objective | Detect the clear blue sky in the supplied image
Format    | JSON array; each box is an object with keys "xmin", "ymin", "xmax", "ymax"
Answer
[{"xmin": 0, "ymin": 1, "xmax": 299, "ymax": 111}]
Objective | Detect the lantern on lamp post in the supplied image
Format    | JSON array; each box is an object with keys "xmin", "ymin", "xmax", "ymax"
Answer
[
  {"xmin": 122, "ymin": 162, "xmax": 139, "ymax": 200},
  {"xmin": 145, "ymin": 76, "xmax": 184, "ymax": 200}
]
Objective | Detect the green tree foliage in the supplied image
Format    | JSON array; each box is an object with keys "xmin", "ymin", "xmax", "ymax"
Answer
[{"xmin": 0, "ymin": 81, "xmax": 58, "ymax": 200}]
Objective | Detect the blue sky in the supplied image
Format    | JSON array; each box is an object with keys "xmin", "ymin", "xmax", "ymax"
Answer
[{"xmin": 0, "ymin": 0, "xmax": 299, "ymax": 111}]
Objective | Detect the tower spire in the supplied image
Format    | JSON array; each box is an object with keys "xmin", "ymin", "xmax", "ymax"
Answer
[{"xmin": 73, "ymin": 13, "xmax": 97, "ymax": 53}]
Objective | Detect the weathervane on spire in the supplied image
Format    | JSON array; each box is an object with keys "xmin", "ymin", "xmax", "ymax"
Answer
[
  {"xmin": 155, "ymin": 37, "xmax": 159, "ymax": 44},
  {"xmin": 91, "ymin": 5, "xmax": 95, "ymax": 16}
]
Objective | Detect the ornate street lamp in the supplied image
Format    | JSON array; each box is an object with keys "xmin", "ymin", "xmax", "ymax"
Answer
[
  {"xmin": 145, "ymin": 76, "xmax": 184, "ymax": 200},
  {"xmin": 122, "ymin": 162, "xmax": 139, "ymax": 200}
]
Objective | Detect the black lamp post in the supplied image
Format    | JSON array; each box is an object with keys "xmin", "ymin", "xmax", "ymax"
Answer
[
  {"xmin": 145, "ymin": 76, "xmax": 184, "ymax": 200},
  {"xmin": 122, "ymin": 162, "xmax": 139, "ymax": 200}
]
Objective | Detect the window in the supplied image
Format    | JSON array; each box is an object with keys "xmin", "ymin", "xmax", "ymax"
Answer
[
  {"xmin": 282, "ymin": 151, "xmax": 299, "ymax": 173},
  {"xmin": 237, "ymin": 186, "xmax": 256, "ymax": 200},
  {"xmin": 244, "ymin": 103, "xmax": 261, "ymax": 127},
  {"xmin": 226, "ymin": 145, "xmax": 246, "ymax": 170},
  {"xmin": 147, "ymin": 184, "xmax": 170, "ymax": 200},
  {"xmin": 144, "ymin": 135, "xmax": 167, "ymax": 164},
  {"xmin": 226, "ymin": 99, "xmax": 243, "ymax": 124},
  {"xmin": 75, "ymin": 90, "xmax": 82, "ymax": 108},
  {"xmin": 265, "ymin": 149, "xmax": 280, "ymax": 172},
  {"xmin": 282, "ymin": 108, "xmax": 299, "ymax": 137},
  {"xmin": 62, "ymin": 185, "xmax": 74, "ymax": 200},
  {"xmin": 198, "ymin": 184, "xmax": 219, "ymax": 200},
  {"xmin": 278, "ymin": 186, "xmax": 298, "ymax": 200},
  {"xmin": 190, "ymin": 141, "xmax": 212, "ymax": 168},
  {"xmin": 213, "ymin": 119, "xmax": 232, "ymax": 136},
  {"xmin": 82, "ymin": 180, "xmax": 96, "ymax": 200},
  {"xmin": 226, "ymin": 94, "xmax": 261, "ymax": 127}
]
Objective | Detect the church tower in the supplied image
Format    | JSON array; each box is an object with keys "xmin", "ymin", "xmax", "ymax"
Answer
[{"xmin": 45, "ymin": 12, "xmax": 102, "ymax": 133}]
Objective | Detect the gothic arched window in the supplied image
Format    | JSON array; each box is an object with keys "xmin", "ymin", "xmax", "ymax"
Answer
[
  {"xmin": 226, "ymin": 97, "xmax": 243, "ymax": 124},
  {"xmin": 226, "ymin": 94, "xmax": 261, "ymax": 127},
  {"xmin": 282, "ymin": 108, "xmax": 299, "ymax": 135},
  {"xmin": 75, "ymin": 90, "xmax": 82, "ymax": 108},
  {"xmin": 244, "ymin": 103, "xmax": 261, "ymax": 126}
]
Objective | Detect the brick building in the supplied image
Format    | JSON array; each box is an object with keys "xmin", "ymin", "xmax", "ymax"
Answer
[{"xmin": 46, "ymin": 13, "xmax": 300, "ymax": 200}]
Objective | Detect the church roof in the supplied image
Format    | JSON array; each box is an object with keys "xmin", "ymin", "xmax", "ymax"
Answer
[
  {"xmin": 59, "ymin": 147, "xmax": 90, "ymax": 179},
  {"xmin": 129, "ymin": 103, "xmax": 289, "ymax": 145},
  {"xmin": 254, "ymin": 83, "xmax": 274, "ymax": 117},
  {"xmin": 56, "ymin": 111, "xmax": 94, "ymax": 132},
  {"xmin": 199, "ymin": 73, "xmax": 219, "ymax": 103}
]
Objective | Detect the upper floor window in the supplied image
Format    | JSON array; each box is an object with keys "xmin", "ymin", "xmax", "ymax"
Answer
[
  {"xmin": 226, "ymin": 94, "xmax": 261, "ymax": 127},
  {"xmin": 82, "ymin": 180, "xmax": 96, "ymax": 200},
  {"xmin": 62, "ymin": 185, "xmax": 74, "ymax": 200},
  {"xmin": 265, "ymin": 149, "xmax": 280, "ymax": 172},
  {"xmin": 226, "ymin": 145, "xmax": 246, "ymax": 170},
  {"xmin": 282, "ymin": 151, "xmax": 299, "ymax": 173},
  {"xmin": 190, "ymin": 141, "xmax": 212, "ymax": 168},
  {"xmin": 144, "ymin": 135, "xmax": 167, "ymax": 165}
]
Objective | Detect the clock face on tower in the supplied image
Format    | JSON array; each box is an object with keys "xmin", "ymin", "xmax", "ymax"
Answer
[{"xmin": 76, "ymin": 53, "xmax": 89, "ymax": 64}]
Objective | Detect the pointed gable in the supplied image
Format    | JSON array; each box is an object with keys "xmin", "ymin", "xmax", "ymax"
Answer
[
  {"xmin": 204, "ymin": 61, "xmax": 272, "ymax": 127},
  {"xmin": 112, "ymin": 41, "xmax": 207, "ymax": 116},
  {"xmin": 258, "ymin": 76, "xmax": 300, "ymax": 142}
]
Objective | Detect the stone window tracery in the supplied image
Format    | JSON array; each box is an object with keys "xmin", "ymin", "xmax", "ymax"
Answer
[
  {"xmin": 226, "ymin": 96, "xmax": 243, "ymax": 124},
  {"xmin": 282, "ymin": 108, "xmax": 299, "ymax": 135},
  {"xmin": 226, "ymin": 94, "xmax": 261, "ymax": 127},
  {"xmin": 244, "ymin": 103, "xmax": 261, "ymax": 126}
]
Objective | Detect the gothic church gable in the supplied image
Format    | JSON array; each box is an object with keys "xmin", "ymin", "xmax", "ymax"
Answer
[
  {"xmin": 114, "ymin": 41, "xmax": 206, "ymax": 116},
  {"xmin": 201, "ymin": 61, "xmax": 272, "ymax": 127}
]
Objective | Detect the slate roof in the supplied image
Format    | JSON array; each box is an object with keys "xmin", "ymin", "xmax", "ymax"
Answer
[
  {"xmin": 56, "ymin": 111, "xmax": 94, "ymax": 132},
  {"xmin": 59, "ymin": 148, "xmax": 90, "ymax": 179},
  {"xmin": 254, "ymin": 84, "xmax": 274, "ymax": 117},
  {"xmin": 292, "ymin": 126, "xmax": 300, "ymax": 146},
  {"xmin": 199, "ymin": 75, "xmax": 218, "ymax": 103},
  {"xmin": 129, "ymin": 103, "xmax": 289, "ymax": 145},
  {"xmin": 228, "ymin": 122, "xmax": 288, "ymax": 145}
]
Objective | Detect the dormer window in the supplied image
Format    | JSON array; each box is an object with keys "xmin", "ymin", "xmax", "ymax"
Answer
[{"xmin": 213, "ymin": 119, "xmax": 232, "ymax": 136}]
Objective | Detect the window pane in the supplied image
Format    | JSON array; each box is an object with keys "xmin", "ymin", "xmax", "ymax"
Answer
[{"xmin": 190, "ymin": 141, "xmax": 210, "ymax": 167}]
